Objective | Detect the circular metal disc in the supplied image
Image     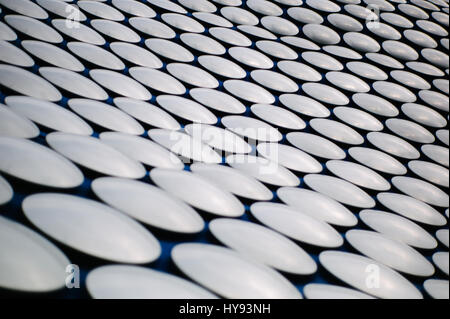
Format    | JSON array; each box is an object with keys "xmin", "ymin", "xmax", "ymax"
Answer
[
  {"xmin": 392, "ymin": 176, "xmax": 449, "ymax": 208},
  {"xmin": 277, "ymin": 187, "xmax": 358, "ymax": 227},
  {"xmin": 129, "ymin": 67, "xmax": 186, "ymax": 95},
  {"xmin": 68, "ymin": 99, "xmax": 144, "ymax": 135},
  {"xmin": 0, "ymin": 64, "xmax": 62, "ymax": 102},
  {"xmin": 113, "ymin": 97, "xmax": 180, "ymax": 130},
  {"xmin": 326, "ymin": 160, "xmax": 390, "ymax": 191},
  {"xmin": 377, "ymin": 192, "xmax": 447, "ymax": 226},
  {"xmin": 310, "ymin": 119, "xmax": 364, "ymax": 145},
  {"xmin": 22, "ymin": 40, "xmax": 84, "ymax": 72},
  {"xmin": 257, "ymin": 143, "xmax": 322, "ymax": 174},
  {"xmin": 408, "ymin": 160, "xmax": 449, "ymax": 188},
  {"xmin": 99, "ymin": 132, "xmax": 184, "ymax": 170},
  {"xmin": 210, "ymin": 218, "xmax": 317, "ymax": 275},
  {"xmin": 22, "ymin": 193, "xmax": 161, "ymax": 264},
  {"xmin": 346, "ymin": 230, "xmax": 435, "ymax": 277},
  {"xmin": 91, "ymin": 177, "xmax": 204, "ymax": 234},
  {"xmin": 0, "ymin": 216, "xmax": 70, "ymax": 292},
  {"xmin": 190, "ymin": 163, "xmax": 273, "ymax": 201},
  {"xmin": 367, "ymin": 132, "xmax": 420, "ymax": 160},
  {"xmin": 5, "ymin": 96, "xmax": 93, "ymax": 135},
  {"xmin": 172, "ymin": 243, "xmax": 303, "ymax": 299},
  {"xmin": 0, "ymin": 103, "xmax": 40, "ymax": 138},
  {"xmin": 0, "ymin": 137, "xmax": 84, "ymax": 188},
  {"xmin": 189, "ymin": 88, "xmax": 246, "ymax": 114},
  {"xmin": 86, "ymin": 265, "xmax": 217, "ymax": 299},
  {"xmin": 150, "ymin": 168, "xmax": 245, "ymax": 217},
  {"xmin": 184, "ymin": 123, "xmax": 251, "ymax": 154},
  {"xmin": 348, "ymin": 147, "xmax": 407, "ymax": 175},
  {"xmin": 319, "ymin": 251, "xmax": 423, "ymax": 299},
  {"xmin": 304, "ymin": 174, "xmax": 376, "ymax": 208},
  {"xmin": 226, "ymin": 154, "xmax": 300, "ymax": 187},
  {"xmin": 287, "ymin": 132, "xmax": 346, "ymax": 160},
  {"xmin": 46, "ymin": 132, "xmax": 146, "ymax": 179},
  {"xmin": 433, "ymin": 252, "xmax": 449, "ymax": 276},
  {"xmin": 424, "ymin": 280, "xmax": 450, "ymax": 299},
  {"xmin": 250, "ymin": 202, "xmax": 344, "ymax": 248},
  {"xmin": 148, "ymin": 129, "xmax": 222, "ymax": 164},
  {"xmin": 304, "ymin": 284, "xmax": 375, "ymax": 299},
  {"xmin": 360, "ymin": 210, "xmax": 438, "ymax": 250},
  {"xmin": 0, "ymin": 174, "xmax": 13, "ymax": 205}
]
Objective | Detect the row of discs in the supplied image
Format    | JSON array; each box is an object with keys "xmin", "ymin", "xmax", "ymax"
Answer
[{"xmin": 0, "ymin": 0, "xmax": 449, "ymax": 299}]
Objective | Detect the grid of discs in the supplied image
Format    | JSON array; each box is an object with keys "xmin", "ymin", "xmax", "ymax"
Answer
[{"xmin": 0, "ymin": 0, "xmax": 449, "ymax": 299}]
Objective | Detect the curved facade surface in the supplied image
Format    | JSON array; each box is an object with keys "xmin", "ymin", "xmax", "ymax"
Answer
[{"xmin": 0, "ymin": 0, "xmax": 449, "ymax": 299}]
